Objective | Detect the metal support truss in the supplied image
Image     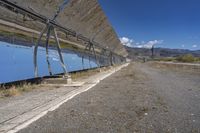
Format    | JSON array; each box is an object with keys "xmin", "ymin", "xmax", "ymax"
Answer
[
  {"xmin": 34, "ymin": 0, "xmax": 70, "ymax": 77},
  {"xmin": 109, "ymin": 52, "xmax": 114, "ymax": 66},
  {"xmin": 45, "ymin": 25, "xmax": 53, "ymax": 76},
  {"xmin": 99, "ymin": 48, "xmax": 110, "ymax": 66},
  {"xmin": 34, "ymin": 21, "xmax": 68, "ymax": 77},
  {"xmin": 82, "ymin": 41, "xmax": 100, "ymax": 69}
]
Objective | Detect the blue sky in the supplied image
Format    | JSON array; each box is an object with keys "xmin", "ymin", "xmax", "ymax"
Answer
[{"xmin": 99, "ymin": 0, "xmax": 200, "ymax": 50}]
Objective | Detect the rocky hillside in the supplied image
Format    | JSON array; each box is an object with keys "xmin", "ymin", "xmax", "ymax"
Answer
[{"xmin": 0, "ymin": 0, "xmax": 127, "ymax": 56}]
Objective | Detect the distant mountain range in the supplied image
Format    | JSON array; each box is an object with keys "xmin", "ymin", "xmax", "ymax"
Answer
[{"xmin": 125, "ymin": 46, "xmax": 200, "ymax": 59}]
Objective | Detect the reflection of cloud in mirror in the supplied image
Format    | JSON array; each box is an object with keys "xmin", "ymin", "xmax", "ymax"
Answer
[
  {"xmin": 52, "ymin": 57, "xmax": 59, "ymax": 62},
  {"xmin": 49, "ymin": 51, "xmax": 59, "ymax": 62}
]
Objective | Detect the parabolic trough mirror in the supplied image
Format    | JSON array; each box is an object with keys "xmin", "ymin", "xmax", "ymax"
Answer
[
  {"xmin": 0, "ymin": 41, "xmax": 101, "ymax": 83},
  {"xmin": 0, "ymin": 0, "xmax": 127, "ymax": 84}
]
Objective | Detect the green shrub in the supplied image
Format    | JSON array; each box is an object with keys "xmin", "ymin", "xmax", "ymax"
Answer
[
  {"xmin": 176, "ymin": 54, "xmax": 195, "ymax": 62},
  {"xmin": 154, "ymin": 57, "xmax": 176, "ymax": 62}
]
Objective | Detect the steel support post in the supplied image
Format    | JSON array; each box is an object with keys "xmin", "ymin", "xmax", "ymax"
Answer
[
  {"xmin": 82, "ymin": 42, "xmax": 100, "ymax": 69},
  {"xmin": 91, "ymin": 43, "xmax": 100, "ymax": 68},
  {"xmin": 82, "ymin": 43, "xmax": 90, "ymax": 69},
  {"xmin": 34, "ymin": 25, "xmax": 48, "ymax": 77},
  {"xmin": 52, "ymin": 28, "xmax": 68, "ymax": 76},
  {"xmin": 45, "ymin": 25, "xmax": 53, "ymax": 76},
  {"xmin": 88, "ymin": 44, "xmax": 92, "ymax": 68},
  {"xmin": 110, "ymin": 52, "xmax": 113, "ymax": 66}
]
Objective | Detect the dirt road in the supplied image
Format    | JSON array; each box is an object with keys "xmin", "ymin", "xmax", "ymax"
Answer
[{"xmin": 19, "ymin": 62, "xmax": 200, "ymax": 133}]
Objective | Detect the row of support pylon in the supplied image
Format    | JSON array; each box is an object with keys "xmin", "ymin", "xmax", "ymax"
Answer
[
  {"xmin": 81, "ymin": 42, "xmax": 115, "ymax": 70},
  {"xmin": 82, "ymin": 41, "xmax": 99, "ymax": 70},
  {"xmin": 0, "ymin": 0, "xmax": 120, "ymax": 84},
  {"xmin": 34, "ymin": 22, "xmax": 115, "ymax": 84},
  {"xmin": 33, "ymin": 19, "xmax": 115, "ymax": 83}
]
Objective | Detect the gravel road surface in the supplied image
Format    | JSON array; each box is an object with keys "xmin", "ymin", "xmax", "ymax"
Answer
[{"xmin": 19, "ymin": 62, "xmax": 200, "ymax": 133}]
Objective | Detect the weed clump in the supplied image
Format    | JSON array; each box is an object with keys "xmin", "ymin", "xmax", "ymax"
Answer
[
  {"xmin": 155, "ymin": 54, "xmax": 200, "ymax": 63},
  {"xmin": 1, "ymin": 86, "xmax": 19, "ymax": 97},
  {"xmin": 0, "ymin": 83, "xmax": 38, "ymax": 98}
]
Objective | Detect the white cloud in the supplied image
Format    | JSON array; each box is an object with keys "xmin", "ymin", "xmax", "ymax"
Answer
[
  {"xmin": 192, "ymin": 45, "xmax": 197, "ymax": 48},
  {"xmin": 120, "ymin": 37, "xmax": 134, "ymax": 47},
  {"xmin": 135, "ymin": 40, "xmax": 163, "ymax": 49},
  {"xmin": 181, "ymin": 45, "xmax": 185, "ymax": 48},
  {"xmin": 120, "ymin": 37, "xmax": 163, "ymax": 49},
  {"xmin": 136, "ymin": 42, "xmax": 140, "ymax": 45},
  {"xmin": 144, "ymin": 40, "xmax": 163, "ymax": 48}
]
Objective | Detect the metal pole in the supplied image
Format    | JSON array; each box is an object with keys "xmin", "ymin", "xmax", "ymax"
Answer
[
  {"xmin": 52, "ymin": 28, "xmax": 68, "ymax": 75},
  {"xmin": 34, "ymin": 25, "xmax": 48, "ymax": 77},
  {"xmin": 110, "ymin": 52, "xmax": 113, "ymax": 66},
  {"xmin": 88, "ymin": 44, "xmax": 92, "ymax": 68},
  {"xmin": 91, "ymin": 43, "xmax": 99, "ymax": 68},
  {"xmin": 81, "ymin": 54, "xmax": 85, "ymax": 70},
  {"xmin": 82, "ymin": 43, "xmax": 90, "ymax": 69},
  {"xmin": 151, "ymin": 45, "xmax": 154, "ymax": 59},
  {"xmin": 45, "ymin": 26, "xmax": 53, "ymax": 75}
]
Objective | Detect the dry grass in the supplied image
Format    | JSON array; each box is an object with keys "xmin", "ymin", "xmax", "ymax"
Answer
[
  {"xmin": 1, "ymin": 86, "xmax": 20, "ymax": 97},
  {"xmin": 147, "ymin": 62, "xmax": 200, "ymax": 76},
  {"xmin": 0, "ymin": 66, "xmax": 115, "ymax": 98},
  {"xmin": 71, "ymin": 67, "xmax": 111, "ymax": 80},
  {"xmin": 0, "ymin": 83, "xmax": 39, "ymax": 98}
]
